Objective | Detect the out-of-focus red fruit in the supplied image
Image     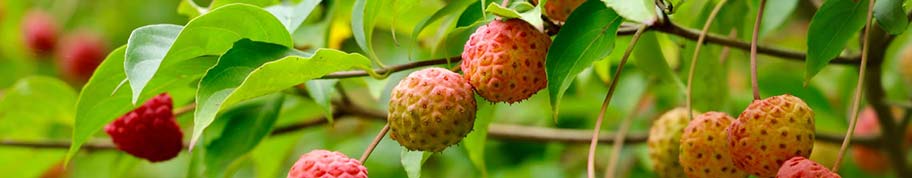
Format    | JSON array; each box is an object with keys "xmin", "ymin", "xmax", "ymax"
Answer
[
  {"xmin": 22, "ymin": 10, "xmax": 58, "ymax": 55},
  {"xmin": 849, "ymin": 107, "xmax": 910, "ymax": 174},
  {"xmin": 57, "ymin": 32, "xmax": 107, "ymax": 82}
]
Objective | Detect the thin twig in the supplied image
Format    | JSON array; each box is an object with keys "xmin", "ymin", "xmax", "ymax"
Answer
[
  {"xmin": 173, "ymin": 103, "xmax": 196, "ymax": 116},
  {"xmin": 360, "ymin": 124, "xmax": 389, "ymax": 163},
  {"xmin": 718, "ymin": 29, "xmax": 738, "ymax": 64},
  {"xmin": 587, "ymin": 25, "xmax": 648, "ymax": 178},
  {"xmin": 319, "ymin": 57, "xmax": 460, "ymax": 79},
  {"xmin": 687, "ymin": 0, "xmax": 728, "ymax": 120},
  {"xmin": 833, "ymin": 0, "xmax": 876, "ymax": 171},
  {"xmin": 604, "ymin": 94, "xmax": 650, "ymax": 178},
  {"xmin": 749, "ymin": 0, "xmax": 767, "ymax": 101}
]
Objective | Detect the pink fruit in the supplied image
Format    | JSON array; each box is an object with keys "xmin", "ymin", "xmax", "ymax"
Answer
[
  {"xmin": 728, "ymin": 94, "xmax": 815, "ymax": 177},
  {"xmin": 461, "ymin": 19, "xmax": 550, "ymax": 103},
  {"xmin": 288, "ymin": 150, "xmax": 368, "ymax": 178},
  {"xmin": 776, "ymin": 156, "xmax": 840, "ymax": 178},
  {"xmin": 22, "ymin": 10, "xmax": 58, "ymax": 55},
  {"xmin": 105, "ymin": 93, "xmax": 183, "ymax": 162},
  {"xmin": 679, "ymin": 112, "xmax": 748, "ymax": 178},
  {"xmin": 57, "ymin": 32, "xmax": 107, "ymax": 82}
]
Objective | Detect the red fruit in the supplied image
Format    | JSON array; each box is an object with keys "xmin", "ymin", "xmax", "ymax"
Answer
[
  {"xmin": 544, "ymin": 0, "xmax": 586, "ymax": 23},
  {"xmin": 105, "ymin": 93, "xmax": 183, "ymax": 162},
  {"xmin": 776, "ymin": 157, "xmax": 840, "ymax": 178},
  {"xmin": 288, "ymin": 150, "xmax": 368, "ymax": 178},
  {"xmin": 461, "ymin": 19, "xmax": 551, "ymax": 103},
  {"xmin": 57, "ymin": 32, "xmax": 107, "ymax": 82},
  {"xmin": 22, "ymin": 10, "xmax": 58, "ymax": 55},
  {"xmin": 728, "ymin": 94, "xmax": 815, "ymax": 177}
]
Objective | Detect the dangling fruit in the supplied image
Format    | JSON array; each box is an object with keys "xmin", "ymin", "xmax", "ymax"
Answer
[
  {"xmin": 461, "ymin": 19, "xmax": 550, "ymax": 103},
  {"xmin": 728, "ymin": 94, "xmax": 815, "ymax": 177},
  {"xmin": 544, "ymin": 0, "xmax": 586, "ymax": 23},
  {"xmin": 776, "ymin": 156, "xmax": 841, "ymax": 178},
  {"xmin": 648, "ymin": 108, "xmax": 696, "ymax": 178},
  {"xmin": 679, "ymin": 112, "xmax": 748, "ymax": 178},
  {"xmin": 105, "ymin": 93, "xmax": 183, "ymax": 162},
  {"xmin": 287, "ymin": 150, "xmax": 368, "ymax": 178},
  {"xmin": 388, "ymin": 68, "xmax": 477, "ymax": 152}
]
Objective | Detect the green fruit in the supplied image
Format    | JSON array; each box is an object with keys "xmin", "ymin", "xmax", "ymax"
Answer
[
  {"xmin": 728, "ymin": 94, "xmax": 815, "ymax": 177},
  {"xmin": 388, "ymin": 68, "xmax": 477, "ymax": 152},
  {"xmin": 679, "ymin": 112, "xmax": 748, "ymax": 178},
  {"xmin": 648, "ymin": 108, "xmax": 696, "ymax": 178}
]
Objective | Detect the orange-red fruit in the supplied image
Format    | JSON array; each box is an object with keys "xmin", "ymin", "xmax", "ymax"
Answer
[
  {"xmin": 776, "ymin": 157, "xmax": 841, "ymax": 178},
  {"xmin": 105, "ymin": 93, "xmax": 183, "ymax": 162},
  {"xmin": 461, "ymin": 19, "xmax": 550, "ymax": 103},
  {"xmin": 22, "ymin": 10, "xmax": 58, "ymax": 55},
  {"xmin": 728, "ymin": 94, "xmax": 815, "ymax": 177},
  {"xmin": 57, "ymin": 32, "xmax": 107, "ymax": 82},
  {"xmin": 679, "ymin": 112, "xmax": 748, "ymax": 178},
  {"xmin": 388, "ymin": 68, "xmax": 477, "ymax": 152},
  {"xmin": 851, "ymin": 107, "xmax": 891, "ymax": 174},
  {"xmin": 287, "ymin": 150, "xmax": 368, "ymax": 178},
  {"xmin": 544, "ymin": 0, "xmax": 585, "ymax": 23}
]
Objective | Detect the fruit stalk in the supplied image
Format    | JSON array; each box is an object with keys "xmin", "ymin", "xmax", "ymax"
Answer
[
  {"xmin": 749, "ymin": 0, "xmax": 766, "ymax": 101},
  {"xmin": 360, "ymin": 124, "xmax": 390, "ymax": 163},
  {"xmin": 686, "ymin": 0, "xmax": 728, "ymax": 119},
  {"xmin": 832, "ymin": 0, "xmax": 876, "ymax": 171}
]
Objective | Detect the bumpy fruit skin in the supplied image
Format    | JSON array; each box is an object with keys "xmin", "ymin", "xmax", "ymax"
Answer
[
  {"xmin": 776, "ymin": 157, "xmax": 841, "ymax": 178},
  {"xmin": 57, "ymin": 32, "xmax": 107, "ymax": 82},
  {"xmin": 544, "ymin": 0, "xmax": 586, "ymax": 23},
  {"xmin": 388, "ymin": 68, "xmax": 477, "ymax": 152},
  {"xmin": 679, "ymin": 112, "xmax": 748, "ymax": 178},
  {"xmin": 728, "ymin": 94, "xmax": 815, "ymax": 177},
  {"xmin": 648, "ymin": 108, "xmax": 696, "ymax": 178},
  {"xmin": 461, "ymin": 19, "xmax": 550, "ymax": 103},
  {"xmin": 287, "ymin": 150, "xmax": 368, "ymax": 178},
  {"xmin": 22, "ymin": 10, "xmax": 58, "ymax": 55},
  {"xmin": 105, "ymin": 93, "xmax": 183, "ymax": 162}
]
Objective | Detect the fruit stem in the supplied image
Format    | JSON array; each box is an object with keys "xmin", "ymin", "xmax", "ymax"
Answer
[
  {"xmin": 587, "ymin": 25, "xmax": 647, "ymax": 178},
  {"xmin": 686, "ymin": 0, "xmax": 728, "ymax": 120},
  {"xmin": 360, "ymin": 124, "xmax": 390, "ymax": 163},
  {"xmin": 604, "ymin": 95, "xmax": 651, "ymax": 178},
  {"xmin": 832, "ymin": 0, "xmax": 876, "ymax": 171},
  {"xmin": 749, "ymin": 0, "xmax": 766, "ymax": 101}
]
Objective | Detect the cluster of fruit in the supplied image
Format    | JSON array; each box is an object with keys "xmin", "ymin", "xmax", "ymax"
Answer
[
  {"xmin": 21, "ymin": 9, "xmax": 107, "ymax": 82},
  {"xmin": 648, "ymin": 95, "xmax": 838, "ymax": 178}
]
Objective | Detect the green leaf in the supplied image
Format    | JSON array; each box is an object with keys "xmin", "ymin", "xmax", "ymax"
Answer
[
  {"xmin": 603, "ymin": 0, "xmax": 658, "ymax": 24},
  {"xmin": 412, "ymin": 0, "xmax": 478, "ymax": 40},
  {"xmin": 874, "ymin": 0, "xmax": 909, "ymax": 34},
  {"xmin": 632, "ymin": 32, "xmax": 684, "ymax": 93},
  {"xmin": 353, "ymin": 0, "xmax": 386, "ymax": 60},
  {"xmin": 210, "ymin": 0, "xmax": 279, "ymax": 9},
  {"xmin": 401, "ymin": 149, "xmax": 432, "ymax": 178},
  {"xmin": 485, "ymin": 3, "xmax": 522, "ymax": 19},
  {"xmin": 546, "ymin": 0, "xmax": 623, "ymax": 118},
  {"xmin": 178, "ymin": 0, "xmax": 205, "ymax": 18},
  {"xmin": 192, "ymin": 39, "xmax": 372, "ymax": 147},
  {"xmin": 462, "ymin": 98, "xmax": 495, "ymax": 177},
  {"xmin": 0, "ymin": 76, "xmax": 77, "ymax": 138},
  {"xmin": 304, "ymin": 79, "xmax": 338, "ymax": 123},
  {"xmin": 759, "ymin": 0, "xmax": 800, "ymax": 36},
  {"xmin": 204, "ymin": 93, "xmax": 284, "ymax": 178},
  {"xmin": 125, "ymin": 4, "xmax": 293, "ymax": 104},
  {"xmin": 806, "ymin": 0, "xmax": 868, "ymax": 82},
  {"xmin": 516, "ymin": 1, "xmax": 544, "ymax": 30},
  {"xmin": 266, "ymin": 0, "xmax": 323, "ymax": 33}
]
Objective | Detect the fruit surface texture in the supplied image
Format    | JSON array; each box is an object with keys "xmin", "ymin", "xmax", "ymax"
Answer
[
  {"xmin": 776, "ymin": 157, "xmax": 841, "ymax": 178},
  {"xmin": 647, "ymin": 108, "xmax": 695, "ymax": 178},
  {"xmin": 57, "ymin": 32, "xmax": 106, "ymax": 82},
  {"xmin": 388, "ymin": 68, "xmax": 477, "ymax": 152},
  {"xmin": 104, "ymin": 93, "xmax": 183, "ymax": 162},
  {"xmin": 728, "ymin": 94, "xmax": 815, "ymax": 177},
  {"xmin": 461, "ymin": 19, "xmax": 550, "ymax": 103},
  {"xmin": 287, "ymin": 150, "xmax": 368, "ymax": 178},
  {"xmin": 679, "ymin": 112, "xmax": 748, "ymax": 178},
  {"xmin": 544, "ymin": 0, "xmax": 586, "ymax": 23}
]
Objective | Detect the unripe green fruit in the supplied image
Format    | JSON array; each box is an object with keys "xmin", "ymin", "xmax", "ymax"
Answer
[
  {"xmin": 388, "ymin": 68, "xmax": 477, "ymax": 152},
  {"xmin": 728, "ymin": 94, "xmax": 815, "ymax": 177},
  {"xmin": 679, "ymin": 112, "xmax": 748, "ymax": 178},
  {"xmin": 648, "ymin": 108, "xmax": 696, "ymax": 178}
]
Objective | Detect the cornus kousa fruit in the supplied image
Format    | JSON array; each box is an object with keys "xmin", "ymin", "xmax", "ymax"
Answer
[
  {"xmin": 544, "ymin": 0, "xmax": 585, "ymax": 23},
  {"xmin": 105, "ymin": 93, "xmax": 183, "ymax": 162},
  {"xmin": 648, "ymin": 108, "xmax": 696, "ymax": 178},
  {"xmin": 728, "ymin": 94, "xmax": 815, "ymax": 177},
  {"xmin": 287, "ymin": 150, "xmax": 368, "ymax": 178},
  {"xmin": 461, "ymin": 19, "xmax": 550, "ymax": 103},
  {"xmin": 388, "ymin": 68, "xmax": 477, "ymax": 152},
  {"xmin": 679, "ymin": 112, "xmax": 748, "ymax": 178},
  {"xmin": 57, "ymin": 32, "xmax": 106, "ymax": 82},
  {"xmin": 776, "ymin": 157, "xmax": 840, "ymax": 178},
  {"xmin": 22, "ymin": 10, "xmax": 58, "ymax": 55}
]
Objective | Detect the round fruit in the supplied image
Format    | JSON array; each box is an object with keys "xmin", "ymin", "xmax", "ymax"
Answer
[
  {"xmin": 57, "ymin": 32, "xmax": 107, "ymax": 82},
  {"xmin": 648, "ymin": 108, "xmax": 696, "ymax": 178},
  {"xmin": 544, "ymin": 0, "xmax": 586, "ymax": 23},
  {"xmin": 461, "ymin": 19, "xmax": 550, "ymax": 103},
  {"xmin": 776, "ymin": 156, "xmax": 841, "ymax": 178},
  {"xmin": 388, "ymin": 68, "xmax": 477, "ymax": 152},
  {"xmin": 288, "ymin": 150, "xmax": 368, "ymax": 178},
  {"xmin": 851, "ymin": 107, "xmax": 889, "ymax": 173},
  {"xmin": 22, "ymin": 10, "xmax": 58, "ymax": 55},
  {"xmin": 105, "ymin": 93, "xmax": 183, "ymax": 162},
  {"xmin": 679, "ymin": 112, "xmax": 748, "ymax": 178},
  {"xmin": 728, "ymin": 94, "xmax": 815, "ymax": 177}
]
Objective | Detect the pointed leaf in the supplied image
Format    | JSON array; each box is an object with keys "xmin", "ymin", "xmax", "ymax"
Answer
[
  {"xmin": 266, "ymin": 0, "xmax": 323, "ymax": 33},
  {"xmin": 204, "ymin": 94, "xmax": 284, "ymax": 178},
  {"xmin": 210, "ymin": 0, "xmax": 278, "ymax": 9},
  {"xmin": 632, "ymin": 32, "xmax": 684, "ymax": 93},
  {"xmin": 603, "ymin": 0, "xmax": 657, "ymax": 24},
  {"xmin": 304, "ymin": 80, "xmax": 338, "ymax": 123},
  {"xmin": 353, "ymin": 0, "xmax": 386, "ymax": 60},
  {"xmin": 413, "ymin": 0, "xmax": 478, "ymax": 40},
  {"xmin": 806, "ymin": 0, "xmax": 868, "ymax": 81},
  {"xmin": 401, "ymin": 149, "xmax": 432, "ymax": 178},
  {"xmin": 546, "ymin": 0, "xmax": 623, "ymax": 118}
]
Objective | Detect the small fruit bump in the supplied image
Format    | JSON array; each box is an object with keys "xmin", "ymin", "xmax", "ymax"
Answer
[
  {"xmin": 728, "ymin": 94, "xmax": 815, "ymax": 177},
  {"xmin": 776, "ymin": 156, "xmax": 841, "ymax": 178},
  {"xmin": 648, "ymin": 108, "xmax": 697, "ymax": 178},
  {"xmin": 105, "ymin": 93, "xmax": 183, "ymax": 162},
  {"xmin": 288, "ymin": 150, "xmax": 368, "ymax": 178},
  {"xmin": 22, "ymin": 9, "xmax": 58, "ymax": 55},
  {"xmin": 679, "ymin": 112, "xmax": 748, "ymax": 178},
  {"xmin": 461, "ymin": 19, "xmax": 550, "ymax": 103},
  {"xmin": 388, "ymin": 67, "xmax": 477, "ymax": 152},
  {"xmin": 57, "ymin": 31, "xmax": 107, "ymax": 82}
]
